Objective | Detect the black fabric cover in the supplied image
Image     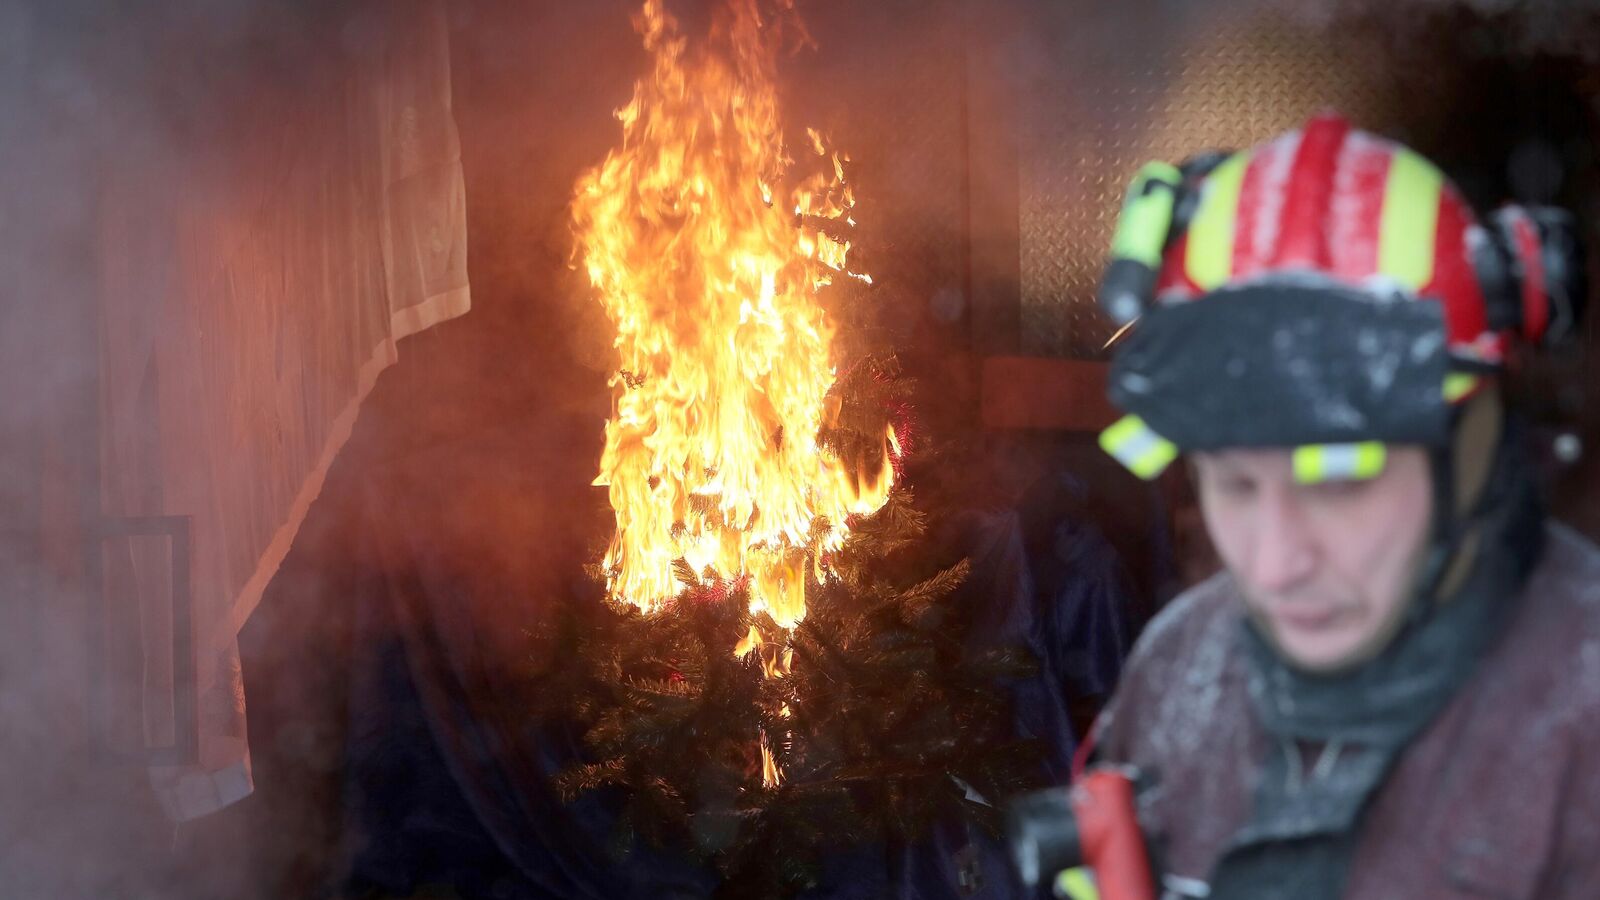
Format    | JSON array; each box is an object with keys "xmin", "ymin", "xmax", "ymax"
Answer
[
  {"xmin": 1109, "ymin": 283, "xmax": 1456, "ymax": 450},
  {"xmin": 332, "ymin": 434, "xmax": 1142, "ymax": 899}
]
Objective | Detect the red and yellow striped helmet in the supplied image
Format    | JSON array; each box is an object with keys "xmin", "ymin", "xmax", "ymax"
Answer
[{"xmin": 1098, "ymin": 112, "xmax": 1584, "ymax": 482}]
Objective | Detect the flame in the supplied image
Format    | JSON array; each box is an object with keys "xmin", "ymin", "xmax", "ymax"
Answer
[
  {"xmin": 759, "ymin": 728, "xmax": 783, "ymax": 788},
  {"xmin": 734, "ymin": 623, "xmax": 792, "ymax": 786},
  {"xmin": 731, "ymin": 623, "xmax": 793, "ymax": 677},
  {"xmin": 573, "ymin": 0, "xmax": 892, "ymax": 628},
  {"xmin": 734, "ymin": 624, "xmax": 763, "ymax": 659}
]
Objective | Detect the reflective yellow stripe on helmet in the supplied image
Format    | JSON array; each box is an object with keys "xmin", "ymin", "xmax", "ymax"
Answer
[
  {"xmin": 1054, "ymin": 867, "xmax": 1100, "ymax": 900},
  {"xmin": 1443, "ymin": 372, "xmax": 1481, "ymax": 403},
  {"xmin": 1100, "ymin": 414, "xmax": 1179, "ymax": 480},
  {"xmin": 1377, "ymin": 149, "xmax": 1443, "ymax": 292},
  {"xmin": 1184, "ymin": 151, "xmax": 1248, "ymax": 291},
  {"xmin": 1293, "ymin": 442, "xmax": 1387, "ymax": 484},
  {"xmin": 1110, "ymin": 161, "xmax": 1184, "ymax": 269}
]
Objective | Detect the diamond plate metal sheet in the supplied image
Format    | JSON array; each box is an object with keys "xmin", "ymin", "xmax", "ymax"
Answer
[
  {"xmin": 1019, "ymin": 15, "xmax": 1405, "ymax": 358},
  {"xmin": 845, "ymin": 42, "xmax": 968, "ymax": 350}
]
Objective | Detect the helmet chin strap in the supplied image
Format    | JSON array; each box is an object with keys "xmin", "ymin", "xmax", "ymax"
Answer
[{"xmin": 1417, "ymin": 386, "xmax": 1505, "ymax": 609}]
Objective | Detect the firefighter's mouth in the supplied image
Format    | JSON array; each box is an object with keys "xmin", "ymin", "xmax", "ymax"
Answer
[{"xmin": 1275, "ymin": 606, "xmax": 1345, "ymax": 631}]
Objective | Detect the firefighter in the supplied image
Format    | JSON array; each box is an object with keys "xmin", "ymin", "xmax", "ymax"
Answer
[{"xmin": 1088, "ymin": 112, "xmax": 1597, "ymax": 898}]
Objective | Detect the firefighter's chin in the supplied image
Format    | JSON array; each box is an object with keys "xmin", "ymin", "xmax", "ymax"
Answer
[{"xmin": 1246, "ymin": 591, "xmax": 1412, "ymax": 675}]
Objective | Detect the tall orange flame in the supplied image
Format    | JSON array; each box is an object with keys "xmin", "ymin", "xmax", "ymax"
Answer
[{"xmin": 573, "ymin": 0, "xmax": 893, "ymax": 627}]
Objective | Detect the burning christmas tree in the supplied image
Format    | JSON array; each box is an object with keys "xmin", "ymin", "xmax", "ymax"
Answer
[
  {"xmin": 532, "ymin": 1, "xmax": 1041, "ymax": 894},
  {"xmin": 572, "ymin": 0, "xmax": 891, "ymax": 631}
]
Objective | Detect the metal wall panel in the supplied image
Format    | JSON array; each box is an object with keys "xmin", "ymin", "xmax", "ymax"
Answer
[{"xmin": 1018, "ymin": 15, "xmax": 1403, "ymax": 358}]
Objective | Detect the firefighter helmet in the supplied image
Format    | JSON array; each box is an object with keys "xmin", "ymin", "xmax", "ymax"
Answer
[{"xmin": 1097, "ymin": 112, "xmax": 1584, "ymax": 483}]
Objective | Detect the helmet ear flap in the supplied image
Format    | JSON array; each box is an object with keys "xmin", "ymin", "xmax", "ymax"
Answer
[
  {"xmin": 1482, "ymin": 205, "xmax": 1588, "ymax": 348},
  {"xmin": 1526, "ymin": 206, "xmax": 1587, "ymax": 347},
  {"xmin": 1171, "ymin": 150, "xmax": 1232, "ymax": 232}
]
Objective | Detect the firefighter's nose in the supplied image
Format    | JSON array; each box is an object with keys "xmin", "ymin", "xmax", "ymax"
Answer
[{"xmin": 1246, "ymin": 494, "xmax": 1318, "ymax": 594}]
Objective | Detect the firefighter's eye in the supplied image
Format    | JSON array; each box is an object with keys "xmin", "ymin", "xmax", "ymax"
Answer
[
  {"xmin": 1213, "ymin": 475, "xmax": 1257, "ymax": 499},
  {"xmin": 1307, "ymin": 478, "xmax": 1369, "ymax": 500}
]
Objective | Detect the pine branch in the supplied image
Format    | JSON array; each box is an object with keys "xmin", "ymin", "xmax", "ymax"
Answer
[
  {"xmin": 673, "ymin": 557, "xmax": 702, "ymax": 588},
  {"xmin": 960, "ymin": 646, "xmax": 1040, "ymax": 682},
  {"xmin": 555, "ymin": 758, "xmax": 631, "ymax": 802},
  {"xmin": 620, "ymin": 674, "xmax": 703, "ymax": 704},
  {"xmin": 895, "ymin": 558, "xmax": 970, "ymax": 630},
  {"xmin": 521, "ymin": 360, "xmax": 1048, "ymax": 897}
]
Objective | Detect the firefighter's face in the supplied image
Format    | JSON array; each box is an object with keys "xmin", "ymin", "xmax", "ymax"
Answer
[{"xmin": 1193, "ymin": 447, "xmax": 1433, "ymax": 672}]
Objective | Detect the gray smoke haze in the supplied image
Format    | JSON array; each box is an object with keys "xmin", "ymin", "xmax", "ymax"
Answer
[
  {"xmin": 2, "ymin": 0, "xmax": 1597, "ymax": 897},
  {"xmin": 2, "ymin": 3, "xmax": 160, "ymax": 897},
  {"xmin": 1259, "ymin": 0, "xmax": 1600, "ymax": 58},
  {"xmin": 0, "ymin": 2, "xmax": 398, "ymax": 897}
]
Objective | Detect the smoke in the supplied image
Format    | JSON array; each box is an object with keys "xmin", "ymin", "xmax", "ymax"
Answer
[
  {"xmin": 1255, "ymin": 0, "xmax": 1600, "ymax": 59},
  {"xmin": 0, "ymin": 2, "xmax": 402, "ymax": 898},
  {"xmin": 1, "ymin": 3, "xmax": 150, "ymax": 897},
  {"xmin": 4, "ymin": 0, "xmax": 642, "ymax": 893},
  {"xmin": 1, "ymin": 0, "xmax": 1596, "ymax": 896}
]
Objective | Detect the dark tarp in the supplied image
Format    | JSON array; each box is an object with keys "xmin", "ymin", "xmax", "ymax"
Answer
[{"xmin": 320, "ymin": 427, "xmax": 1143, "ymax": 899}]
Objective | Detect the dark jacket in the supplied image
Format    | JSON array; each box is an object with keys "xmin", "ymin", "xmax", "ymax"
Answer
[{"xmin": 1094, "ymin": 523, "xmax": 1600, "ymax": 899}]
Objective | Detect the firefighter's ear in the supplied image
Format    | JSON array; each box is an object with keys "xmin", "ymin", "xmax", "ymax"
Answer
[{"xmin": 1483, "ymin": 206, "xmax": 1587, "ymax": 348}]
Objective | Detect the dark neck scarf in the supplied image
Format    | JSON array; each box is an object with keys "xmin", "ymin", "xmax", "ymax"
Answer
[{"xmin": 1206, "ymin": 461, "xmax": 1545, "ymax": 900}]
